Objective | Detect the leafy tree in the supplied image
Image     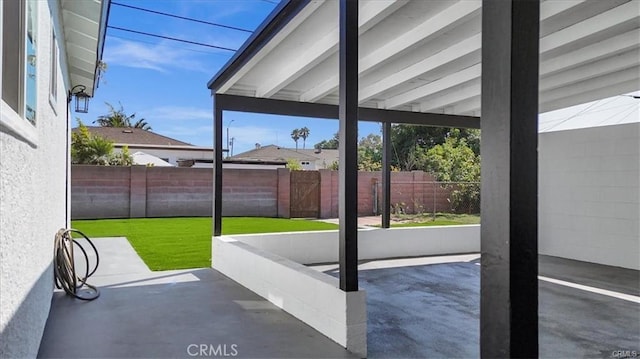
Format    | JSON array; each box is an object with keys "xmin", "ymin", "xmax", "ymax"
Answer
[
  {"xmin": 424, "ymin": 136, "xmax": 480, "ymax": 213},
  {"xmin": 291, "ymin": 129, "xmax": 301, "ymax": 150},
  {"xmin": 459, "ymin": 128, "xmax": 480, "ymax": 155},
  {"xmin": 109, "ymin": 145, "xmax": 133, "ymax": 166},
  {"xmin": 425, "ymin": 137, "xmax": 479, "ymax": 182},
  {"xmin": 72, "ymin": 121, "xmax": 112, "ymax": 165},
  {"xmin": 94, "ymin": 102, "xmax": 152, "ymax": 130},
  {"xmin": 358, "ymin": 134, "xmax": 383, "ymax": 171},
  {"xmin": 285, "ymin": 158, "xmax": 302, "ymax": 170},
  {"xmin": 327, "ymin": 160, "xmax": 339, "ymax": 170},
  {"xmin": 390, "ymin": 125, "xmax": 480, "ymax": 170},
  {"xmin": 72, "ymin": 119, "xmax": 133, "ymax": 165},
  {"xmin": 299, "ymin": 127, "xmax": 310, "ymax": 149},
  {"xmin": 314, "ymin": 132, "xmax": 339, "ymax": 149}
]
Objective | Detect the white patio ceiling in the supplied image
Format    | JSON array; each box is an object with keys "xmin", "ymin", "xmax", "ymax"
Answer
[
  {"xmin": 209, "ymin": 0, "xmax": 640, "ymax": 118},
  {"xmin": 60, "ymin": 0, "xmax": 110, "ymax": 96}
]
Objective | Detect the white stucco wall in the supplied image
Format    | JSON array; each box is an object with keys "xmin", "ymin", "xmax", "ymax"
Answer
[
  {"xmin": 0, "ymin": 1, "xmax": 70, "ymax": 356},
  {"xmin": 539, "ymin": 123, "xmax": 640, "ymax": 270}
]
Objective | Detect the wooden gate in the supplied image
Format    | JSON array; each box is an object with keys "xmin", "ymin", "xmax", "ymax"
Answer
[{"xmin": 290, "ymin": 170, "xmax": 320, "ymax": 218}]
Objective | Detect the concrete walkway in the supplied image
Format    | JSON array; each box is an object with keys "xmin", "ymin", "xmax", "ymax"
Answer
[{"xmin": 38, "ymin": 237, "xmax": 356, "ymax": 359}]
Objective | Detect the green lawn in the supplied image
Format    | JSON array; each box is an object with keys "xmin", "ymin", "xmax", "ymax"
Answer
[
  {"xmin": 71, "ymin": 217, "xmax": 338, "ymax": 271},
  {"xmin": 388, "ymin": 213, "xmax": 480, "ymax": 228}
]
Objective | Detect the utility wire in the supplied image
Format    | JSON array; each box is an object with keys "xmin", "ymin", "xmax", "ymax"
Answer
[
  {"xmin": 108, "ymin": 33, "xmax": 233, "ymax": 57},
  {"xmin": 540, "ymin": 98, "xmax": 610, "ymax": 132},
  {"xmin": 595, "ymin": 103, "xmax": 639, "ymax": 126},
  {"xmin": 111, "ymin": 2, "xmax": 253, "ymax": 33},
  {"xmin": 107, "ymin": 25, "xmax": 238, "ymax": 52}
]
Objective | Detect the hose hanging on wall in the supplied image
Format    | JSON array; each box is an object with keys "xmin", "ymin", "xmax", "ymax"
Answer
[{"xmin": 53, "ymin": 229, "xmax": 100, "ymax": 301}]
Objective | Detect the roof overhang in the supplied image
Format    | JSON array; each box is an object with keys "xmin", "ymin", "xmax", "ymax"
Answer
[
  {"xmin": 60, "ymin": 0, "xmax": 110, "ymax": 97},
  {"xmin": 113, "ymin": 143, "xmax": 214, "ymax": 152},
  {"xmin": 208, "ymin": 0, "xmax": 639, "ymax": 120}
]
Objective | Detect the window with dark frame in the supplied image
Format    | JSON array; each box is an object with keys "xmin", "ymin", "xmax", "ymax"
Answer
[
  {"xmin": 1, "ymin": 0, "xmax": 37, "ymax": 124},
  {"xmin": 2, "ymin": 0, "xmax": 24, "ymax": 115}
]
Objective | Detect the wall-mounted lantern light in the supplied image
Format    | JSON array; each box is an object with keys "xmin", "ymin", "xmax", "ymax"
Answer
[{"xmin": 69, "ymin": 85, "xmax": 90, "ymax": 113}]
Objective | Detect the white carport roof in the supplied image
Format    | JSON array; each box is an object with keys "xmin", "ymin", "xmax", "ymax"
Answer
[
  {"xmin": 131, "ymin": 151, "xmax": 174, "ymax": 167},
  {"xmin": 60, "ymin": 0, "xmax": 110, "ymax": 96},
  {"xmin": 208, "ymin": 0, "xmax": 640, "ymax": 117}
]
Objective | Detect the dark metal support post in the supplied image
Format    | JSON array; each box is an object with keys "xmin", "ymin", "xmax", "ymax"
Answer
[
  {"xmin": 480, "ymin": 0, "xmax": 539, "ymax": 357},
  {"xmin": 338, "ymin": 0, "xmax": 358, "ymax": 292},
  {"xmin": 382, "ymin": 121, "xmax": 391, "ymax": 228},
  {"xmin": 213, "ymin": 95, "xmax": 223, "ymax": 237}
]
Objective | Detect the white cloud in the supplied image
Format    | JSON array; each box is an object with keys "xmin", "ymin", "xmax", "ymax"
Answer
[
  {"xmin": 160, "ymin": 125, "xmax": 214, "ymax": 146},
  {"xmin": 144, "ymin": 106, "xmax": 212, "ymax": 121},
  {"xmin": 164, "ymin": 125, "xmax": 214, "ymax": 137},
  {"xmin": 103, "ymin": 38, "xmax": 212, "ymax": 73}
]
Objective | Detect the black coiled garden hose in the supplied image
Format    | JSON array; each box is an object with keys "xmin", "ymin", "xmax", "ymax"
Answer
[{"xmin": 53, "ymin": 228, "xmax": 100, "ymax": 301}]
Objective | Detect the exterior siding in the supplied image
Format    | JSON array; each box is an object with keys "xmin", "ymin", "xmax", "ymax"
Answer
[{"xmin": 0, "ymin": 2, "xmax": 69, "ymax": 357}]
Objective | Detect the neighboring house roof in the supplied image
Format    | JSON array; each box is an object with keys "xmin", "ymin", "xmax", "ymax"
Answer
[
  {"xmin": 131, "ymin": 152, "xmax": 174, "ymax": 167},
  {"xmin": 231, "ymin": 145, "xmax": 319, "ymax": 162},
  {"xmin": 74, "ymin": 127, "xmax": 194, "ymax": 146},
  {"xmin": 296, "ymin": 148, "xmax": 339, "ymax": 166}
]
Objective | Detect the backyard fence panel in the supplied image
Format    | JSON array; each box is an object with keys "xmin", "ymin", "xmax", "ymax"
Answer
[
  {"xmin": 71, "ymin": 165, "xmax": 131, "ymax": 219},
  {"xmin": 389, "ymin": 180, "xmax": 480, "ymax": 217},
  {"xmin": 71, "ymin": 166, "xmax": 479, "ymax": 220},
  {"xmin": 290, "ymin": 170, "xmax": 320, "ymax": 218},
  {"xmin": 221, "ymin": 168, "xmax": 279, "ymax": 217},
  {"xmin": 146, "ymin": 167, "xmax": 214, "ymax": 217}
]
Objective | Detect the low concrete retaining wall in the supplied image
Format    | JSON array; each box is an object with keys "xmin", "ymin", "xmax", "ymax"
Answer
[
  {"xmin": 212, "ymin": 236, "xmax": 367, "ymax": 357},
  {"xmin": 232, "ymin": 225, "xmax": 480, "ymax": 264},
  {"xmin": 211, "ymin": 225, "xmax": 479, "ymax": 356}
]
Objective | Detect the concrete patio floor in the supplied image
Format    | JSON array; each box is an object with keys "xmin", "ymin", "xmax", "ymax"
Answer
[
  {"xmin": 39, "ymin": 236, "xmax": 639, "ymax": 358},
  {"xmin": 313, "ymin": 254, "xmax": 640, "ymax": 358},
  {"xmin": 38, "ymin": 237, "xmax": 357, "ymax": 359}
]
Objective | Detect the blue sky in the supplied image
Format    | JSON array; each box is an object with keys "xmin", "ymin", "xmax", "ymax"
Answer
[
  {"xmin": 77, "ymin": 0, "xmax": 638, "ymax": 154},
  {"xmin": 76, "ymin": 0, "xmax": 380, "ymax": 154}
]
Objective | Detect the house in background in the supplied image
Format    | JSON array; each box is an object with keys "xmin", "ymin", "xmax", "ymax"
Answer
[
  {"xmin": 231, "ymin": 144, "xmax": 339, "ymax": 170},
  {"xmin": 73, "ymin": 126, "xmax": 214, "ymax": 167},
  {"xmin": 0, "ymin": 0, "xmax": 110, "ymax": 357}
]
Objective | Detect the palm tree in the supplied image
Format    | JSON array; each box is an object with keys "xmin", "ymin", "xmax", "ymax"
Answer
[
  {"xmin": 71, "ymin": 120, "xmax": 114, "ymax": 165},
  {"xmin": 299, "ymin": 126, "xmax": 310, "ymax": 149},
  {"xmin": 94, "ymin": 102, "xmax": 152, "ymax": 131},
  {"xmin": 291, "ymin": 128, "xmax": 301, "ymax": 150},
  {"xmin": 132, "ymin": 118, "xmax": 152, "ymax": 131}
]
